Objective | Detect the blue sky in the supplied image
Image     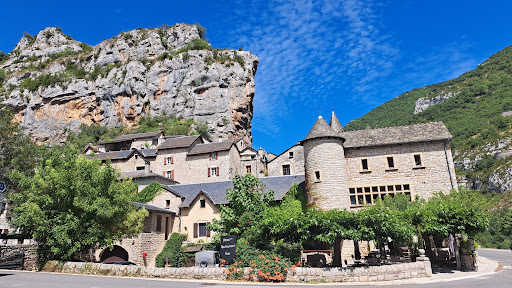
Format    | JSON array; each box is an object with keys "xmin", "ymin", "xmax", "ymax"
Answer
[{"xmin": 2, "ymin": 0, "xmax": 512, "ymax": 154}]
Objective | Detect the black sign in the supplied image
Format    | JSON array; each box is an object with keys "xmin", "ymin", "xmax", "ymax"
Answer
[{"xmin": 220, "ymin": 235, "xmax": 236, "ymax": 263}]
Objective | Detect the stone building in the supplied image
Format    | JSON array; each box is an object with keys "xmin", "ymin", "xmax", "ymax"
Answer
[
  {"xmin": 267, "ymin": 144, "xmax": 305, "ymax": 176},
  {"xmin": 301, "ymin": 111, "xmax": 456, "ymax": 210}
]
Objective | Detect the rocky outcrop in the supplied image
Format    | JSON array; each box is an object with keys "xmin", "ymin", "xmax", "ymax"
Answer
[
  {"xmin": 0, "ymin": 25, "xmax": 258, "ymax": 145},
  {"xmin": 414, "ymin": 91, "xmax": 459, "ymax": 114}
]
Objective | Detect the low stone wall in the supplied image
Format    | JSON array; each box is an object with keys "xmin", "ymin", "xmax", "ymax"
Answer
[
  {"xmin": 289, "ymin": 261, "xmax": 432, "ymax": 282},
  {"xmin": 60, "ymin": 260, "xmax": 432, "ymax": 282},
  {"xmin": 0, "ymin": 244, "xmax": 39, "ymax": 271}
]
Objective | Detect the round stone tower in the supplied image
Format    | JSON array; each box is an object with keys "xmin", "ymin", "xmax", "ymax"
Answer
[{"xmin": 300, "ymin": 113, "xmax": 348, "ymax": 210}]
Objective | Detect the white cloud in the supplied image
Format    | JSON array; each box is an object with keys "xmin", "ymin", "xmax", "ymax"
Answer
[{"xmin": 214, "ymin": 0, "xmax": 400, "ymax": 134}]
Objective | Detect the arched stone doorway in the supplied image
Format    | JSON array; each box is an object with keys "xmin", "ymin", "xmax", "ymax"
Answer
[{"xmin": 100, "ymin": 245, "xmax": 129, "ymax": 263}]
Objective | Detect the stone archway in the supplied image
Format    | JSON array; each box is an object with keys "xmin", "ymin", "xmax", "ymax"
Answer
[{"xmin": 100, "ymin": 245, "xmax": 129, "ymax": 263}]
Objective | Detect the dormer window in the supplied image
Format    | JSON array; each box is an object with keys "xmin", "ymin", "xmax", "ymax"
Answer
[{"xmin": 210, "ymin": 152, "xmax": 217, "ymax": 160}]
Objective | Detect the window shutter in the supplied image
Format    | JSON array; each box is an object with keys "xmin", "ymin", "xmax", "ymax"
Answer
[
  {"xmin": 193, "ymin": 223, "xmax": 198, "ymax": 238},
  {"xmin": 207, "ymin": 222, "xmax": 211, "ymax": 237},
  {"xmin": 216, "ymin": 167, "xmax": 219, "ymax": 176},
  {"xmin": 208, "ymin": 168, "xmax": 211, "ymax": 177},
  {"xmin": 163, "ymin": 171, "xmax": 166, "ymax": 177},
  {"xmin": 171, "ymin": 170, "xmax": 174, "ymax": 179},
  {"xmin": 171, "ymin": 156, "xmax": 174, "ymax": 164},
  {"xmin": 164, "ymin": 157, "xmax": 166, "ymax": 165},
  {"xmin": 209, "ymin": 153, "xmax": 211, "ymax": 161}
]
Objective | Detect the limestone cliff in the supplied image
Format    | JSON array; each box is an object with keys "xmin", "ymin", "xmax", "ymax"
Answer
[{"xmin": 0, "ymin": 24, "xmax": 258, "ymax": 145}]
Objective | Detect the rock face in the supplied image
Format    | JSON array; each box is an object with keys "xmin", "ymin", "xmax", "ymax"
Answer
[
  {"xmin": 0, "ymin": 25, "xmax": 258, "ymax": 145},
  {"xmin": 414, "ymin": 91, "xmax": 459, "ymax": 114}
]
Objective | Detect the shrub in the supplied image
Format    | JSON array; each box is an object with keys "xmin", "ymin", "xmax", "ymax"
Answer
[
  {"xmin": 155, "ymin": 233, "xmax": 188, "ymax": 267},
  {"xmin": 123, "ymin": 34, "xmax": 133, "ymax": 40},
  {"xmin": 0, "ymin": 50, "xmax": 8, "ymax": 64},
  {"xmin": 132, "ymin": 182, "xmax": 163, "ymax": 203}
]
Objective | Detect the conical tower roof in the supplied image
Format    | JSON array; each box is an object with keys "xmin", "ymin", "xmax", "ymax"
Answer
[
  {"xmin": 301, "ymin": 115, "xmax": 344, "ymax": 144},
  {"xmin": 329, "ymin": 111, "xmax": 344, "ymax": 134}
]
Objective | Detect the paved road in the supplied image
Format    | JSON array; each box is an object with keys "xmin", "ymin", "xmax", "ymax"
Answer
[{"xmin": 0, "ymin": 249, "xmax": 510, "ymax": 288}]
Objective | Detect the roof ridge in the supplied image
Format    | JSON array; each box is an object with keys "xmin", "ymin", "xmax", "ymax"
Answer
[{"xmin": 343, "ymin": 121, "xmax": 445, "ymax": 133}]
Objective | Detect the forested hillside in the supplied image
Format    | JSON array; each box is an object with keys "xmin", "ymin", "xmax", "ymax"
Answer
[{"xmin": 345, "ymin": 44, "xmax": 512, "ymax": 193}]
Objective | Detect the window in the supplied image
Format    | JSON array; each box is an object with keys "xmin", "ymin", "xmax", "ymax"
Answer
[
  {"xmin": 210, "ymin": 152, "xmax": 217, "ymax": 160},
  {"xmin": 165, "ymin": 200, "xmax": 170, "ymax": 209},
  {"xmin": 166, "ymin": 156, "xmax": 174, "ymax": 165},
  {"xmin": 194, "ymin": 222, "xmax": 211, "ymax": 238},
  {"xmin": 156, "ymin": 215, "xmax": 162, "ymax": 232},
  {"xmin": 209, "ymin": 167, "xmax": 219, "ymax": 177},
  {"xmin": 200, "ymin": 199, "xmax": 206, "ymax": 208},
  {"xmin": 136, "ymin": 166, "xmax": 145, "ymax": 171},
  {"xmin": 246, "ymin": 165, "xmax": 252, "ymax": 174},
  {"xmin": 413, "ymin": 154, "xmax": 423, "ymax": 167},
  {"xmin": 166, "ymin": 170, "xmax": 174, "ymax": 179},
  {"xmin": 289, "ymin": 152, "xmax": 294, "ymax": 159},
  {"xmin": 135, "ymin": 154, "xmax": 138, "ymax": 159},
  {"xmin": 361, "ymin": 159, "xmax": 369, "ymax": 172},
  {"xmin": 282, "ymin": 164, "xmax": 291, "ymax": 175},
  {"xmin": 349, "ymin": 184, "xmax": 412, "ymax": 207},
  {"xmin": 198, "ymin": 223, "xmax": 207, "ymax": 237},
  {"xmin": 386, "ymin": 156, "xmax": 395, "ymax": 169},
  {"xmin": 314, "ymin": 170, "xmax": 321, "ymax": 182}
]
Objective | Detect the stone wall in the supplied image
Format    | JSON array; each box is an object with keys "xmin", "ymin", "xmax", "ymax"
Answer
[
  {"xmin": 59, "ymin": 260, "xmax": 432, "ymax": 282},
  {"xmin": 110, "ymin": 154, "xmax": 149, "ymax": 173},
  {"xmin": 95, "ymin": 232, "xmax": 166, "ymax": 267},
  {"xmin": 268, "ymin": 144, "xmax": 305, "ymax": 176},
  {"xmin": 303, "ymin": 138, "xmax": 348, "ymax": 210},
  {"xmin": 345, "ymin": 140, "xmax": 456, "ymax": 205},
  {"xmin": 0, "ymin": 244, "xmax": 39, "ymax": 271}
]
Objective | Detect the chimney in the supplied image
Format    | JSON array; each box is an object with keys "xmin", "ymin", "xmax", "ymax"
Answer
[{"xmin": 145, "ymin": 162, "xmax": 150, "ymax": 174}]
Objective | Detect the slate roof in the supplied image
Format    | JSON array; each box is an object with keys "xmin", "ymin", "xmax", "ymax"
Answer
[
  {"xmin": 329, "ymin": 111, "xmax": 344, "ymax": 133},
  {"xmin": 102, "ymin": 131, "xmax": 162, "ymax": 144},
  {"xmin": 301, "ymin": 116, "xmax": 344, "ymax": 143},
  {"xmin": 168, "ymin": 175, "xmax": 305, "ymax": 208},
  {"xmin": 86, "ymin": 150, "xmax": 135, "ymax": 161},
  {"xmin": 342, "ymin": 122, "xmax": 452, "ymax": 148},
  {"xmin": 187, "ymin": 141, "xmax": 234, "ymax": 156},
  {"xmin": 131, "ymin": 202, "xmax": 176, "ymax": 214},
  {"xmin": 157, "ymin": 135, "xmax": 200, "ymax": 149},
  {"xmin": 120, "ymin": 171, "xmax": 178, "ymax": 184},
  {"xmin": 82, "ymin": 143, "xmax": 99, "ymax": 154},
  {"xmin": 138, "ymin": 149, "xmax": 158, "ymax": 157}
]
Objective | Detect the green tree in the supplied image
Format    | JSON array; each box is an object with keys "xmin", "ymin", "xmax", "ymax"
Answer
[
  {"xmin": 209, "ymin": 174, "xmax": 274, "ymax": 237},
  {"xmin": 8, "ymin": 147, "xmax": 148, "ymax": 260},
  {"xmin": 0, "ymin": 104, "xmax": 39, "ymax": 194}
]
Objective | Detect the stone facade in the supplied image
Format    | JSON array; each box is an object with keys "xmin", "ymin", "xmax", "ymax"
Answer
[
  {"xmin": 344, "ymin": 141, "xmax": 456, "ymax": 207},
  {"xmin": 0, "ymin": 244, "xmax": 39, "ymax": 270},
  {"xmin": 267, "ymin": 144, "xmax": 305, "ymax": 176},
  {"xmin": 110, "ymin": 153, "xmax": 150, "ymax": 172}
]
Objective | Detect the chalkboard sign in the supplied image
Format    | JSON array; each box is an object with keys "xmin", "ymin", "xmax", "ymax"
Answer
[{"xmin": 220, "ymin": 235, "xmax": 236, "ymax": 263}]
